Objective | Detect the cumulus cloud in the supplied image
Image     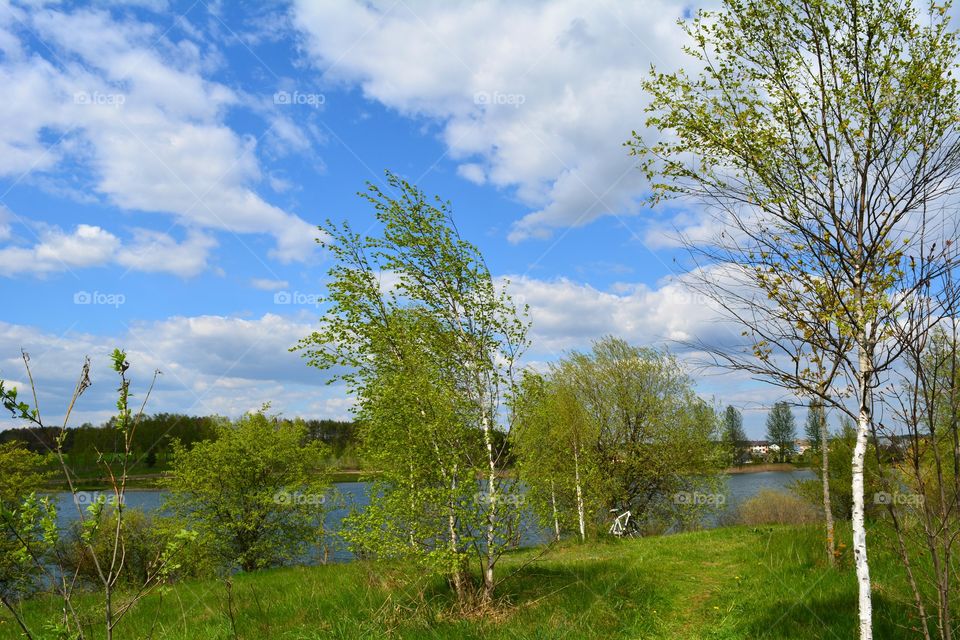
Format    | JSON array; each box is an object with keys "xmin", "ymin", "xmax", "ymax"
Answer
[
  {"xmin": 0, "ymin": 222, "xmax": 216, "ymax": 277},
  {"xmin": 115, "ymin": 229, "xmax": 217, "ymax": 277},
  {"xmin": 503, "ymin": 273, "xmax": 741, "ymax": 357},
  {"xmin": 0, "ymin": 4, "xmax": 318, "ymax": 263},
  {"xmin": 0, "ymin": 313, "xmax": 343, "ymax": 429},
  {"xmin": 250, "ymin": 278, "xmax": 289, "ymax": 291},
  {"xmin": 292, "ymin": 0, "xmax": 695, "ymax": 242},
  {"xmin": 501, "ymin": 271, "xmax": 792, "ymax": 435},
  {"xmin": 0, "ymin": 271, "xmax": 778, "ymax": 434},
  {"xmin": 0, "ymin": 224, "xmax": 119, "ymax": 276}
]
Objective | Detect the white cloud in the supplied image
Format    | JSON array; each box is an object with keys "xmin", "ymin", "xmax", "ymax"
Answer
[
  {"xmin": 503, "ymin": 273, "xmax": 739, "ymax": 356},
  {"xmin": 250, "ymin": 277, "xmax": 289, "ymax": 291},
  {"xmin": 115, "ymin": 229, "xmax": 216, "ymax": 277},
  {"xmin": 170, "ymin": 274, "xmax": 738, "ymax": 404},
  {"xmin": 0, "ymin": 271, "xmax": 777, "ymax": 434},
  {"xmin": 0, "ymin": 5, "xmax": 319, "ymax": 263},
  {"xmin": 0, "ymin": 224, "xmax": 119, "ymax": 276},
  {"xmin": 0, "ymin": 205, "xmax": 11, "ymax": 241},
  {"xmin": 0, "ymin": 313, "xmax": 346, "ymax": 429},
  {"xmin": 292, "ymin": 0, "xmax": 694, "ymax": 242},
  {"xmin": 0, "ymin": 275, "xmax": 731, "ymax": 404},
  {"xmin": 0, "ymin": 221, "xmax": 216, "ymax": 277}
]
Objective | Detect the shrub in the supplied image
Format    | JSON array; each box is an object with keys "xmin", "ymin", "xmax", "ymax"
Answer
[
  {"xmin": 61, "ymin": 507, "xmax": 217, "ymax": 587},
  {"xmin": 164, "ymin": 411, "xmax": 330, "ymax": 572},
  {"xmin": 61, "ymin": 508, "xmax": 181, "ymax": 587},
  {"xmin": 736, "ymin": 489, "xmax": 820, "ymax": 526}
]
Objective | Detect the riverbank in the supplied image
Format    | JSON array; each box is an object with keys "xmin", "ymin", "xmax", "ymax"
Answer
[
  {"xmin": 1, "ymin": 524, "xmax": 919, "ymax": 639},
  {"xmin": 42, "ymin": 468, "xmax": 378, "ymax": 491},
  {"xmin": 55, "ymin": 465, "xmax": 806, "ymax": 490},
  {"xmin": 725, "ymin": 462, "xmax": 809, "ymax": 474}
]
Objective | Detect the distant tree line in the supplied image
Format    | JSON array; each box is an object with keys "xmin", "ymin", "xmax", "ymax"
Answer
[{"xmin": 0, "ymin": 413, "xmax": 357, "ymax": 471}]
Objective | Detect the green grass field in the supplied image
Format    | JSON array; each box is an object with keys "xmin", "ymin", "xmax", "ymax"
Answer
[{"xmin": 0, "ymin": 524, "xmax": 928, "ymax": 639}]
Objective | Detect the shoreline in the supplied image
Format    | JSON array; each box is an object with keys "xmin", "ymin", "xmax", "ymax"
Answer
[
  {"xmin": 43, "ymin": 468, "xmax": 377, "ymax": 491},
  {"xmin": 724, "ymin": 463, "xmax": 808, "ymax": 474}
]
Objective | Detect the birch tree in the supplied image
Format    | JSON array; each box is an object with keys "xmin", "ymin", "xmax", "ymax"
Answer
[
  {"xmin": 631, "ymin": 1, "xmax": 960, "ymax": 636},
  {"xmin": 511, "ymin": 371, "xmax": 594, "ymax": 542},
  {"xmin": 806, "ymin": 399, "xmax": 837, "ymax": 565},
  {"xmin": 514, "ymin": 338, "xmax": 724, "ymax": 535},
  {"xmin": 296, "ymin": 172, "xmax": 528, "ymax": 605}
]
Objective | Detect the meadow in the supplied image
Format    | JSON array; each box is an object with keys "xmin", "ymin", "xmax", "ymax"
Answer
[{"xmin": 0, "ymin": 524, "xmax": 923, "ymax": 640}]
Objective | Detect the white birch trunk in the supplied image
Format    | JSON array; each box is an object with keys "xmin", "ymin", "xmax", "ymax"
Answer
[
  {"xmin": 853, "ymin": 350, "xmax": 874, "ymax": 640},
  {"xmin": 550, "ymin": 480, "xmax": 560, "ymax": 542},
  {"xmin": 447, "ymin": 466, "xmax": 466, "ymax": 600},
  {"xmin": 482, "ymin": 411, "xmax": 497, "ymax": 602},
  {"xmin": 573, "ymin": 445, "xmax": 586, "ymax": 542}
]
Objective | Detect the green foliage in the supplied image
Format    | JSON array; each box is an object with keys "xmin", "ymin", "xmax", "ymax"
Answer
[
  {"xmin": 721, "ymin": 405, "xmax": 748, "ymax": 465},
  {"xmin": 793, "ymin": 418, "xmax": 884, "ymax": 521},
  {"xmin": 765, "ymin": 402, "xmax": 797, "ymax": 462},
  {"xmin": 297, "ymin": 172, "xmax": 529, "ymax": 600},
  {"xmin": 0, "ymin": 442, "xmax": 49, "ymax": 505},
  {"xmin": 631, "ymin": 0, "xmax": 960, "ymax": 355},
  {"xmin": 0, "ymin": 380, "xmax": 35, "ymax": 424},
  {"xmin": 629, "ymin": 0, "xmax": 960, "ymax": 439},
  {"xmin": 0, "ymin": 443, "xmax": 53, "ymax": 602},
  {"xmin": 61, "ymin": 508, "xmax": 166, "ymax": 587},
  {"xmin": 805, "ymin": 401, "xmax": 827, "ymax": 452},
  {"xmin": 164, "ymin": 412, "xmax": 329, "ymax": 572},
  {"xmin": 513, "ymin": 337, "xmax": 727, "ymax": 537},
  {"xmin": 511, "ymin": 370, "xmax": 595, "ymax": 539},
  {"xmin": 631, "ymin": 6, "xmax": 960, "ymax": 631}
]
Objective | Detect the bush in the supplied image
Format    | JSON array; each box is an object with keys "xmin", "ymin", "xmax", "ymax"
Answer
[
  {"xmin": 61, "ymin": 508, "xmax": 166, "ymax": 587},
  {"xmin": 164, "ymin": 411, "xmax": 330, "ymax": 572},
  {"xmin": 736, "ymin": 489, "xmax": 821, "ymax": 526},
  {"xmin": 792, "ymin": 421, "xmax": 886, "ymax": 522},
  {"xmin": 61, "ymin": 507, "xmax": 214, "ymax": 587}
]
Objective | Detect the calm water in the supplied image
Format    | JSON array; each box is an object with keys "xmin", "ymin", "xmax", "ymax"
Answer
[
  {"xmin": 50, "ymin": 470, "xmax": 814, "ymax": 563},
  {"xmin": 726, "ymin": 469, "xmax": 815, "ymax": 507}
]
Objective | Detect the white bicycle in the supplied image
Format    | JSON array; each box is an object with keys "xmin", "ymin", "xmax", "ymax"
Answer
[{"xmin": 608, "ymin": 508, "xmax": 640, "ymax": 538}]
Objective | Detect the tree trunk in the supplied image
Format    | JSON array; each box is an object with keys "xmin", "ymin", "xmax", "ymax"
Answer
[
  {"xmin": 447, "ymin": 468, "xmax": 468, "ymax": 602},
  {"xmin": 481, "ymin": 413, "xmax": 496, "ymax": 604},
  {"xmin": 853, "ymin": 353, "xmax": 874, "ymax": 640},
  {"xmin": 573, "ymin": 446, "xmax": 586, "ymax": 543},
  {"xmin": 105, "ymin": 586, "xmax": 113, "ymax": 640},
  {"xmin": 550, "ymin": 480, "xmax": 560, "ymax": 542},
  {"xmin": 820, "ymin": 409, "xmax": 836, "ymax": 566}
]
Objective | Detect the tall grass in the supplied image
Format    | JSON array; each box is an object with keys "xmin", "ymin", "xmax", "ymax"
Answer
[
  {"xmin": 736, "ymin": 489, "xmax": 822, "ymax": 526},
  {"xmin": 0, "ymin": 524, "xmax": 935, "ymax": 639}
]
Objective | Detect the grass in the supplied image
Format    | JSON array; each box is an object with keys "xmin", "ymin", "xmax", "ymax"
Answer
[{"xmin": 0, "ymin": 524, "xmax": 929, "ymax": 639}]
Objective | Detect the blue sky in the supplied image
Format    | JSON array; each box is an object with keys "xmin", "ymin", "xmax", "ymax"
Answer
[{"xmin": 0, "ymin": 0, "xmax": 797, "ymax": 437}]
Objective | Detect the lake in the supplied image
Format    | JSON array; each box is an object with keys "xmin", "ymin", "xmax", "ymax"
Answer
[{"xmin": 49, "ymin": 469, "xmax": 815, "ymax": 563}]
